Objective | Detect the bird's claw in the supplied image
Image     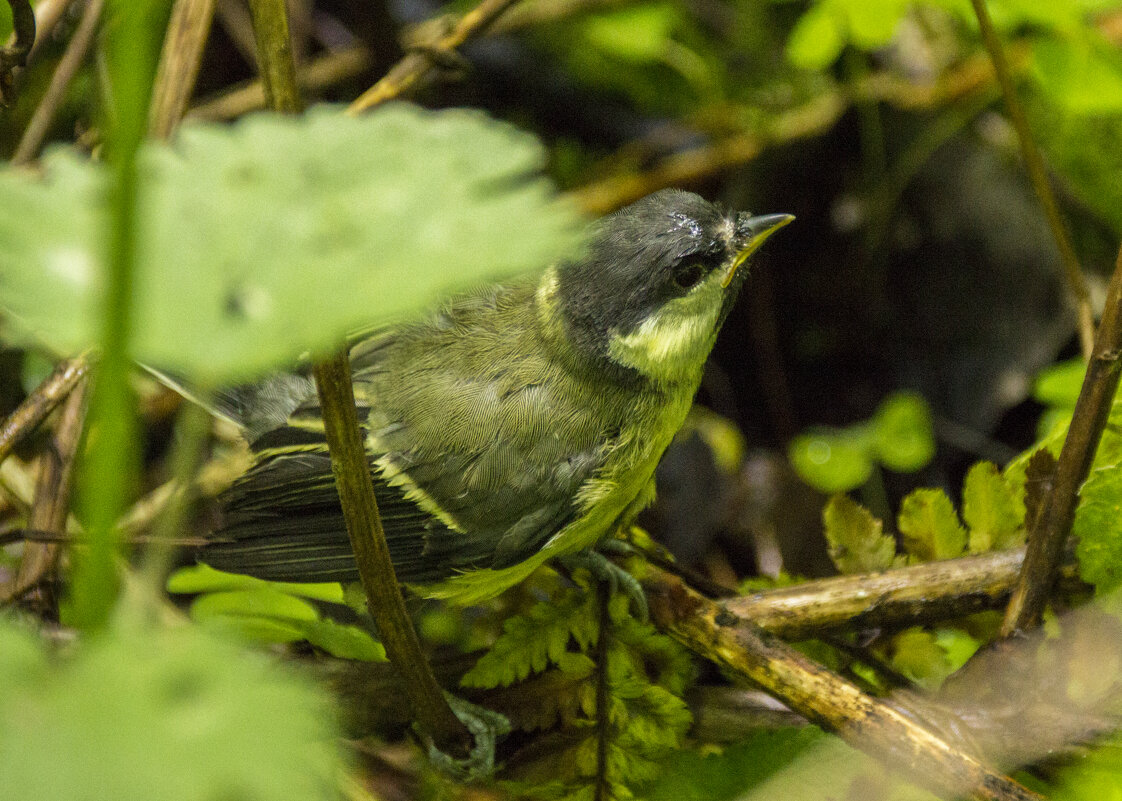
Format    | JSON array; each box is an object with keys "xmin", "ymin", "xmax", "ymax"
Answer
[
  {"xmin": 559, "ymin": 546, "xmax": 648, "ymax": 621},
  {"xmin": 418, "ymin": 693, "xmax": 511, "ymax": 780}
]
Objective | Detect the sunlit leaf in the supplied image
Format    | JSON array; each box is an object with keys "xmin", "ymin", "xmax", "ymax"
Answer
[
  {"xmin": 786, "ymin": 5, "xmax": 845, "ymax": 71},
  {"xmin": 789, "ymin": 429, "xmax": 873, "ymax": 493},
  {"xmin": 898, "ymin": 489, "xmax": 967, "ymax": 561},
  {"xmin": 963, "ymin": 461, "xmax": 1025, "ymax": 553},
  {"xmin": 0, "ymin": 104, "xmax": 583, "ymax": 383},
  {"xmin": 1032, "ymin": 35, "xmax": 1122, "ymax": 115},
  {"xmin": 822, "ymin": 494, "xmax": 898, "ymax": 574},
  {"xmin": 871, "ymin": 391, "xmax": 935, "ymax": 473},
  {"xmin": 1074, "ymin": 466, "xmax": 1122, "ymax": 593}
]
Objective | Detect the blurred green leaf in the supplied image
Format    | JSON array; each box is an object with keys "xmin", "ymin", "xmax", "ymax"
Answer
[
  {"xmin": 786, "ymin": 5, "xmax": 845, "ymax": 71},
  {"xmin": 1074, "ymin": 466, "xmax": 1122, "ymax": 593},
  {"xmin": 0, "ymin": 620, "xmax": 343, "ymax": 801},
  {"xmin": 844, "ymin": 0, "xmax": 910, "ymax": 49},
  {"xmin": 898, "ymin": 489, "xmax": 966, "ymax": 561},
  {"xmin": 579, "ymin": 4, "xmax": 677, "ymax": 63},
  {"xmin": 1051, "ymin": 735, "xmax": 1122, "ymax": 801},
  {"xmin": 822, "ymin": 494, "xmax": 898, "ymax": 573},
  {"xmin": 648, "ymin": 727, "xmax": 828, "ymax": 801},
  {"xmin": 0, "ymin": 104, "xmax": 582, "ymax": 383},
  {"xmin": 962, "ymin": 461, "xmax": 1025, "ymax": 553},
  {"xmin": 187, "ymin": 586, "xmax": 385, "ymax": 660},
  {"xmin": 1032, "ymin": 35, "xmax": 1122, "ymax": 115},
  {"xmin": 888, "ymin": 627, "xmax": 951, "ymax": 691},
  {"xmin": 934, "ymin": 626, "xmax": 982, "ymax": 673},
  {"xmin": 1034, "ymin": 358, "xmax": 1086, "ymax": 408},
  {"xmin": 191, "ymin": 588, "xmax": 320, "ymax": 624},
  {"xmin": 167, "ymin": 563, "xmax": 346, "ymax": 604},
  {"xmin": 789, "ymin": 428, "xmax": 873, "ymax": 493},
  {"xmin": 871, "ymin": 392, "xmax": 935, "ymax": 473}
]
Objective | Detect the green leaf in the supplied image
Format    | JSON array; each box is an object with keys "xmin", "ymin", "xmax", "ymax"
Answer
[
  {"xmin": 579, "ymin": 4, "xmax": 678, "ymax": 63},
  {"xmin": 789, "ymin": 428, "xmax": 874, "ymax": 493},
  {"xmin": 870, "ymin": 392, "xmax": 935, "ymax": 473},
  {"xmin": 0, "ymin": 621, "xmax": 342, "ymax": 801},
  {"xmin": 822, "ymin": 494, "xmax": 897, "ymax": 574},
  {"xmin": 1032, "ymin": 34, "xmax": 1122, "ymax": 114},
  {"xmin": 190, "ymin": 588, "xmax": 320, "ymax": 624},
  {"xmin": 786, "ymin": 5, "xmax": 846, "ymax": 71},
  {"xmin": 167, "ymin": 563, "xmax": 346, "ymax": 604},
  {"xmin": 898, "ymin": 489, "xmax": 967, "ymax": 561},
  {"xmin": 1074, "ymin": 466, "xmax": 1122, "ymax": 593},
  {"xmin": 0, "ymin": 104, "xmax": 582, "ymax": 383},
  {"xmin": 844, "ymin": 0, "xmax": 910, "ymax": 49},
  {"xmin": 1034, "ymin": 358, "xmax": 1086, "ymax": 408},
  {"xmin": 889, "ymin": 627, "xmax": 952, "ymax": 691},
  {"xmin": 963, "ymin": 462, "xmax": 1025, "ymax": 553},
  {"xmin": 461, "ymin": 588, "xmax": 596, "ymax": 688}
]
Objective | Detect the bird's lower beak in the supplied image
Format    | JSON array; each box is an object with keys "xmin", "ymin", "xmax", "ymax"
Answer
[{"xmin": 722, "ymin": 213, "xmax": 795, "ymax": 287}]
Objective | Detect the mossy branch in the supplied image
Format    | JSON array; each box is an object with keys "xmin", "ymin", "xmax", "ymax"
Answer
[{"xmin": 643, "ymin": 564, "xmax": 1041, "ymax": 801}]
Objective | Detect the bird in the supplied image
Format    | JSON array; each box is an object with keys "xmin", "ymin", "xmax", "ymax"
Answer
[{"xmin": 200, "ymin": 189, "xmax": 793, "ymax": 605}]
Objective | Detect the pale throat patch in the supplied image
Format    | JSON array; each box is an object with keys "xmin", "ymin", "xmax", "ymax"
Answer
[{"xmin": 607, "ymin": 274, "xmax": 723, "ymax": 384}]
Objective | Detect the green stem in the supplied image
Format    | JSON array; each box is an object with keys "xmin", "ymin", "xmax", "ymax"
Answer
[
  {"xmin": 313, "ymin": 351, "xmax": 472, "ymax": 756},
  {"xmin": 968, "ymin": 0, "xmax": 1094, "ymax": 358},
  {"xmin": 246, "ymin": 0, "xmax": 301, "ymax": 113}
]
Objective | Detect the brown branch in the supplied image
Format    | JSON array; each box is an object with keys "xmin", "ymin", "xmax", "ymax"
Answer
[
  {"xmin": 313, "ymin": 351, "xmax": 472, "ymax": 756},
  {"xmin": 0, "ymin": 352, "xmax": 90, "ymax": 466},
  {"xmin": 148, "ymin": 0, "xmax": 217, "ymax": 139},
  {"xmin": 4, "ymin": 374, "xmax": 89, "ymax": 607},
  {"xmin": 347, "ymin": 0, "xmax": 523, "ymax": 115},
  {"xmin": 969, "ymin": 0, "xmax": 1094, "ymax": 358},
  {"xmin": 1002, "ymin": 243, "xmax": 1122, "ymax": 635},
  {"xmin": 643, "ymin": 565, "xmax": 1042, "ymax": 801},
  {"xmin": 11, "ymin": 0, "xmax": 103, "ymax": 165},
  {"xmin": 0, "ymin": 0, "xmax": 35, "ymax": 105},
  {"xmin": 732, "ymin": 546, "xmax": 1083, "ymax": 640}
]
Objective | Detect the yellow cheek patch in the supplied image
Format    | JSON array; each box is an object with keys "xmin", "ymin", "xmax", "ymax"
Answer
[{"xmin": 607, "ymin": 280, "xmax": 722, "ymax": 384}]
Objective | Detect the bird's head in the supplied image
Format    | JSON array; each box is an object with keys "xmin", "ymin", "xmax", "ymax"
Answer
[{"xmin": 543, "ymin": 189, "xmax": 793, "ymax": 385}]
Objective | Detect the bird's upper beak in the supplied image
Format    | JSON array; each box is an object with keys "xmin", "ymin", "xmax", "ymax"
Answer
[{"xmin": 721, "ymin": 213, "xmax": 795, "ymax": 287}]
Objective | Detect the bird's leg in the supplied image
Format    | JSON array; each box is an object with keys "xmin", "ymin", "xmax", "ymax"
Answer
[
  {"xmin": 419, "ymin": 692, "xmax": 511, "ymax": 780},
  {"xmin": 557, "ymin": 542, "xmax": 648, "ymax": 621}
]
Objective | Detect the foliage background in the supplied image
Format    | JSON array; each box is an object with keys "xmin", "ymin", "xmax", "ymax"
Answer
[{"xmin": 0, "ymin": 0, "xmax": 1121, "ymax": 799}]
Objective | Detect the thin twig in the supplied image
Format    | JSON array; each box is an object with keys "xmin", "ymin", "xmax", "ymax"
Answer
[
  {"xmin": 593, "ymin": 587, "xmax": 611, "ymax": 801},
  {"xmin": 0, "ymin": 0, "xmax": 35, "ymax": 104},
  {"xmin": 643, "ymin": 565, "xmax": 1041, "ymax": 801},
  {"xmin": 1001, "ymin": 243, "xmax": 1122, "ymax": 635},
  {"xmin": 11, "ymin": 0, "xmax": 103, "ymax": 165},
  {"xmin": 4, "ymin": 375, "xmax": 89, "ymax": 607},
  {"xmin": 0, "ymin": 352, "xmax": 90, "ymax": 467},
  {"xmin": 969, "ymin": 0, "xmax": 1094, "ymax": 358},
  {"xmin": 347, "ymin": 0, "xmax": 523, "ymax": 115},
  {"xmin": 313, "ymin": 351, "xmax": 472, "ymax": 756},
  {"xmin": 148, "ymin": 0, "xmax": 217, "ymax": 139}
]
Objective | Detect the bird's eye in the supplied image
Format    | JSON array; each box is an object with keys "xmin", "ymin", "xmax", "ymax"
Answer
[{"xmin": 673, "ymin": 263, "xmax": 705, "ymax": 290}]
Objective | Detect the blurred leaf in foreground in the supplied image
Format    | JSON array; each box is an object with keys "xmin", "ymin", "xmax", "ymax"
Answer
[
  {"xmin": 0, "ymin": 104, "xmax": 583, "ymax": 383},
  {"xmin": 0, "ymin": 619, "xmax": 343, "ymax": 801}
]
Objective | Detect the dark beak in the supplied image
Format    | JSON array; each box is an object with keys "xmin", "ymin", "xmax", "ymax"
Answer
[{"xmin": 722, "ymin": 213, "xmax": 795, "ymax": 287}]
